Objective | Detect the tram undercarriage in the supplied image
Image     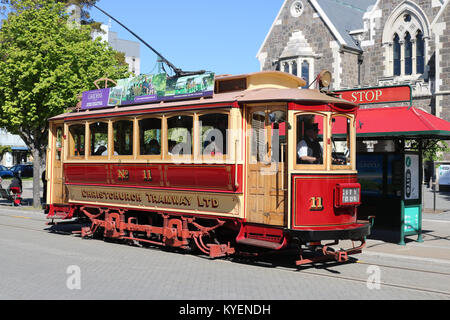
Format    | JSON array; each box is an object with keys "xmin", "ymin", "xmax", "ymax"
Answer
[{"xmin": 47, "ymin": 205, "xmax": 369, "ymax": 265}]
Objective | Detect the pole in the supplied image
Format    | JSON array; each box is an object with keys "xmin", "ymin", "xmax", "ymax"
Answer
[
  {"xmin": 93, "ymin": 5, "xmax": 205, "ymax": 77},
  {"xmin": 433, "ymin": 182, "xmax": 436, "ymax": 213}
]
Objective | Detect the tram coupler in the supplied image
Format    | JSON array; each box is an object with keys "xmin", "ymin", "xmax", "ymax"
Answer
[
  {"xmin": 323, "ymin": 239, "xmax": 366, "ymax": 262},
  {"xmin": 296, "ymin": 238, "xmax": 366, "ymax": 266},
  {"xmin": 207, "ymin": 243, "xmax": 235, "ymax": 259}
]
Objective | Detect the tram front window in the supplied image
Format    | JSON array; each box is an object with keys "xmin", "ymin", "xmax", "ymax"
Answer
[
  {"xmin": 296, "ymin": 114, "xmax": 324, "ymax": 165},
  {"xmin": 331, "ymin": 115, "xmax": 351, "ymax": 166}
]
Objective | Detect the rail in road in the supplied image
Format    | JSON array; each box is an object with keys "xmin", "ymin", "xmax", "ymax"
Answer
[{"xmin": 0, "ymin": 207, "xmax": 449, "ymax": 300}]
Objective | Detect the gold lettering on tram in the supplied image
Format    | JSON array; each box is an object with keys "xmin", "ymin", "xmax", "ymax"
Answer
[
  {"xmin": 70, "ymin": 185, "xmax": 240, "ymax": 215},
  {"xmin": 117, "ymin": 169, "xmax": 129, "ymax": 181},
  {"xmin": 309, "ymin": 197, "xmax": 324, "ymax": 211},
  {"xmin": 143, "ymin": 169, "xmax": 152, "ymax": 182}
]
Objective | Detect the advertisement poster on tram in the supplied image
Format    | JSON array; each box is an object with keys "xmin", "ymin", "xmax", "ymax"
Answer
[{"xmin": 81, "ymin": 72, "xmax": 215, "ymax": 110}]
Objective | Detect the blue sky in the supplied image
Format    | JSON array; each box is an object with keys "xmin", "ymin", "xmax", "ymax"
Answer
[{"xmin": 89, "ymin": 0, "xmax": 284, "ymax": 76}]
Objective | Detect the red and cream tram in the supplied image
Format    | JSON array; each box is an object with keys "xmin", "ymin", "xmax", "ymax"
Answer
[{"xmin": 45, "ymin": 71, "xmax": 370, "ymax": 265}]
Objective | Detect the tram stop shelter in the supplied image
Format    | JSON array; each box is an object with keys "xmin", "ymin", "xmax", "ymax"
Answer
[{"xmin": 335, "ymin": 85, "xmax": 450, "ymax": 245}]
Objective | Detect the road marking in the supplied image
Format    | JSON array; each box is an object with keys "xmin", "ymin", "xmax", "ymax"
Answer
[
  {"xmin": 11, "ymin": 216, "xmax": 32, "ymax": 220},
  {"xmin": 423, "ymin": 218, "xmax": 450, "ymax": 224}
]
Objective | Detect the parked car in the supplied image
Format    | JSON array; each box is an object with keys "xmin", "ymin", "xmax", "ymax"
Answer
[
  {"xmin": 439, "ymin": 164, "xmax": 450, "ymax": 191},
  {"xmin": 10, "ymin": 164, "xmax": 33, "ymax": 178},
  {"xmin": 0, "ymin": 165, "xmax": 14, "ymax": 178}
]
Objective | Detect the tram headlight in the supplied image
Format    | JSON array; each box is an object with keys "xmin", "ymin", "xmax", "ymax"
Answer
[{"xmin": 335, "ymin": 183, "xmax": 361, "ymax": 207}]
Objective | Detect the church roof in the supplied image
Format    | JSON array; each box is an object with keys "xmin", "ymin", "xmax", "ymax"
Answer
[{"xmin": 312, "ymin": 0, "xmax": 377, "ymax": 51}]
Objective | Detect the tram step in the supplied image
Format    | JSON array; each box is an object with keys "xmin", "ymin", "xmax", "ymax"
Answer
[{"xmin": 236, "ymin": 238, "xmax": 284, "ymax": 250}]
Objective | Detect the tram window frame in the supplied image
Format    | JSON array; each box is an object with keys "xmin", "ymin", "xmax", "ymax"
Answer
[
  {"xmin": 111, "ymin": 118, "xmax": 135, "ymax": 159},
  {"xmin": 330, "ymin": 114, "xmax": 354, "ymax": 170},
  {"xmin": 138, "ymin": 115, "xmax": 164, "ymax": 160},
  {"xmin": 294, "ymin": 112, "xmax": 327, "ymax": 170},
  {"xmin": 55, "ymin": 126, "xmax": 63, "ymax": 161},
  {"xmin": 166, "ymin": 113, "xmax": 194, "ymax": 160},
  {"xmin": 197, "ymin": 110, "xmax": 230, "ymax": 162},
  {"xmin": 67, "ymin": 122, "xmax": 87, "ymax": 160},
  {"xmin": 88, "ymin": 120, "xmax": 110, "ymax": 159}
]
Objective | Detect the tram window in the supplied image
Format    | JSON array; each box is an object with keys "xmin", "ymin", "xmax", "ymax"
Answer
[
  {"xmin": 90, "ymin": 122, "xmax": 108, "ymax": 156},
  {"xmin": 113, "ymin": 120, "xmax": 133, "ymax": 156},
  {"xmin": 55, "ymin": 127, "xmax": 63, "ymax": 161},
  {"xmin": 331, "ymin": 115, "xmax": 351, "ymax": 166},
  {"xmin": 296, "ymin": 114, "xmax": 324, "ymax": 165},
  {"xmin": 139, "ymin": 118, "xmax": 162, "ymax": 156},
  {"xmin": 269, "ymin": 110, "xmax": 286, "ymax": 163},
  {"xmin": 251, "ymin": 111, "xmax": 267, "ymax": 162},
  {"xmin": 167, "ymin": 115, "xmax": 193, "ymax": 156},
  {"xmin": 68, "ymin": 124, "xmax": 85, "ymax": 158},
  {"xmin": 199, "ymin": 113, "xmax": 228, "ymax": 156}
]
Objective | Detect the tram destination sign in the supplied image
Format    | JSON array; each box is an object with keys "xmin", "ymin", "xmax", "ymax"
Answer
[
  {"xmin": 334, "ymin": 85, "xmax": 412, "ymax": 106},
  {"xmin": 81, "ymin": 72, "xmax": 215, "ymax": 110}
]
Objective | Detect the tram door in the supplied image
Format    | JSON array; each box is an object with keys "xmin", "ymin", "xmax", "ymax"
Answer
[
  {"xmin": 50, "ymin": 123, "xmax": 64, "ymax": 204},
  {"xmin": 246, "ymin": 106, "xmax": 287, "ymax": 226}
]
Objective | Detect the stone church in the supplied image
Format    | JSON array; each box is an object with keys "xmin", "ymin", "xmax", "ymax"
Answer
[{"xmin": 257, "ymin": 0, "xmax": 450, "ymax": 124}]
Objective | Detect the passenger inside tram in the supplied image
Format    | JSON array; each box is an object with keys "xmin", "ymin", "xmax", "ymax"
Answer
[
  {"xmin": 146, "ymin": 139, "xmax": 161, "ymax": 155},
  {"xmin": 94, "ymin": 145, "xmax": 107, "ymax": 156},
  {"xmin": 168, "ymin": 140, "xmax": 177, "ymax": 155},
  {"xmin": 139, "ymin": 118, "xmax": 162, "ymax": 156},
  {"xmin": 200, "ymin": 113, "xmax": 228, "ymax": 156}
]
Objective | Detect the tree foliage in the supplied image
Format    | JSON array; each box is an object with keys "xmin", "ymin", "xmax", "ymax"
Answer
[
  {"xmin": 410, "ymin": 139, "xmax": 450, "ymax": 162},
  {"xmin": 0, "ymin": 0, "xmax": 129, "ymax": 206},
  {"xmin": 1, "ymin": 0, "xmax": 99, "ymax": 26}
]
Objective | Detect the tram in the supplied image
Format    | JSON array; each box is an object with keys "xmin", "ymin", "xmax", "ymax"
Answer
[{"xmin": 44, "ymin": 70, "xmax": 370, "ymax": 265}]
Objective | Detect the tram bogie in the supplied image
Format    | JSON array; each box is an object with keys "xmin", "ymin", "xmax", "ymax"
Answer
[{"xmin": 45, "ymin": 71, "xmax": 370, "ymax": 264}]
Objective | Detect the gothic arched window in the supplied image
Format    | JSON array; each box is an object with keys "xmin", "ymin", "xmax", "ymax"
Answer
[
  {"xmin": 292, "ymin": 61, "xmax": 297, "ymax": 76},
  {"xmin": 416, "ymin": 30, "xmax": 425, "ymax": 74},
  {"xmin": 301, "ymin": 61, "xmax": 309, "ymax": 88},
  {"xmin": 393, "ymin": 34, "xmax": 401, "ymax": 76},
  {"xmin": 404, "ymin": 32, "xmax": 412, "ymax": 75},
  {"xmin": 382, "ymin": 2, "xmax": 430, "ymax": 78}
]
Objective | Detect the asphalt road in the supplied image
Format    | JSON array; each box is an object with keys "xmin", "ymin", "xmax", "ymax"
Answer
[{"xmin": 0, "ymin": 206, "xmax": 449, "ymax": 304}]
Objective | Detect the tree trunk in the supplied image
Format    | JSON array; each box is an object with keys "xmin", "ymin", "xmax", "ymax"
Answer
[{"xmin": 32, "ymin": 148, "xmax": 41, "ymax": 208}]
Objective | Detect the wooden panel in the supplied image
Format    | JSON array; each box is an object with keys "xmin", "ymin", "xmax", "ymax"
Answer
[
  {"xmin": 246, "ymin": 106, "xmax": 287, "ymax": 226},
  {"xmin": 51, "ymin": 124, "xmax": 65, "ymax": 204}
]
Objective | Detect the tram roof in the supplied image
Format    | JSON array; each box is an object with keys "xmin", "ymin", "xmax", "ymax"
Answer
[{"xmin": 51, "ymin": 85, "xmax": 358, "ymax": 121}]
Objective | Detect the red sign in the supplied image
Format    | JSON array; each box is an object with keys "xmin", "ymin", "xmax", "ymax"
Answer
[{"xmin": 335, "ymin": 85, "xmax": 412, "ymax": 105}]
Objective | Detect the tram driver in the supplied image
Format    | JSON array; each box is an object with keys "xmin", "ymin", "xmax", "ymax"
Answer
[{"xmin": 297, "ymin": 122, "xmax": 323, "ymax": 164}]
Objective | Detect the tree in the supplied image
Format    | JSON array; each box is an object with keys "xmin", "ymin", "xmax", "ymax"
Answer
[
  {"xmin": 1, "ymin": 0, "xmax": 99, "ymax": 25},
  {"xmin": 0, "ymin": 0, "xmax": 129, "ymax": 207},
  {"xmin": 410, "ymin": 139, "xmax": 450, "ymax": 162}
]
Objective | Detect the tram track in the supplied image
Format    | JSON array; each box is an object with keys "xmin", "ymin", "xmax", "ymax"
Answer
[
  {"xmin": 1, "ymin": 216, "xmax": 449, "ymax": 298},
  {"xmin": 0, "ymin": 221, "xmax": 48, "ymax": 233},
  {"xmin": 297, "ymin": 267, "xmax": 450, "ymax": 297},
  {"xmin": 355, "ymin": 260, "xmax": 450, "ymax": 276}
]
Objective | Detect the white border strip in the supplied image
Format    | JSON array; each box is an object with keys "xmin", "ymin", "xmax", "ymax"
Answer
[{"xmin": 362, "ymin": 250, "xmax": 450, "ymax": 265}]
